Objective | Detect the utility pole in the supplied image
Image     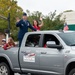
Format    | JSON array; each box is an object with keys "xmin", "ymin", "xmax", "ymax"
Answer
[{"xmin": 7, "ymin": 13, "xmax": 10, "ymax": 36}]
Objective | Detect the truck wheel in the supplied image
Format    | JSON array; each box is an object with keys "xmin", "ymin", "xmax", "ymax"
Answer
[
  {"xmin": 69, "ymin": 68, "xmax": 75, "ymax": 75},
  {"xmin": 0, "ymin": 62, "xmax": 14, "ymax": 75}
]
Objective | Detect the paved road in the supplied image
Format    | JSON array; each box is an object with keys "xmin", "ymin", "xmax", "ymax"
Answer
[
  {"xmin": 15, "ymin": 73, "xmax": 26, "ymax": 75},
  {"xmin": 15, "ymin": 73, "xmax": 20, "ymax": 75},
  {"xmin": 15, "ymin": 73, "xmax": 30, "ymax": 75}
]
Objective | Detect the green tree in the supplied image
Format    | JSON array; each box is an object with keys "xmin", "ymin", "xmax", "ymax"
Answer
[
  {"xmin": 0, "ymin": 2, "xmax": 64, "ymax": 40},
  {"xmin": 0, "ymin": 0, "xmax": 23, "ymax": 40},
  {"xmin": 0, "ymin": 0, "xmax": 23, "ymax": 31},
  {"xmin": 27, "ymin": 10, "xmax": 64, "ymax": 30}
]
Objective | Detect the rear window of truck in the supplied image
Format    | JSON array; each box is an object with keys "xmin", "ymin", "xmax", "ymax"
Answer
[{"xmin": 25, "ymin": 34, "xmax": 41, "ymax": 47}]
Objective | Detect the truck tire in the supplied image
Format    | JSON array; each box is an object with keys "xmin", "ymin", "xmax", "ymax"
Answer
[
  {"xmin": 0, "ymin": 62, "xmax": 14, "ymax": 75},
  {"xmin": 69, "ymin": 68, "xmax": 75, "ymax": 75}
]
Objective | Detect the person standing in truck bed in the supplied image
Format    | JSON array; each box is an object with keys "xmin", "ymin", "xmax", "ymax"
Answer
[
  {"xmin": 33, "ymin": 17, "xmax": 43, "ymax": 31},
  {"xmin": 16, "ymin": 13, "xmax": 37, "ymax": 47}
]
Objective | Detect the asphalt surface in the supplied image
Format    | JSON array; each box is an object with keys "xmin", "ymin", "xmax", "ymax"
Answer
[
  {"xmin": 15, "ymin": 73, "xmax": 30, "ymax": 75},
  {"xmin": 15, "ymin": 73, "xmax": 20, "ymax": 75},
  {"xmin": 15, "ymin": 73, "xmax": 26, "ymax": 75}
]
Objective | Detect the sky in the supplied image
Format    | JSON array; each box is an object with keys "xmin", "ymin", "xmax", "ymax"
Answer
[{"xmin": 17, "ymin": 0, "xmax": 75, "ymax": 15}]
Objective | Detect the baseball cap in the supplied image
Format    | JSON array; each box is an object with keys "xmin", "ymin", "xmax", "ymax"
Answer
[{"xmin": 23, "ymin": 13, "xmax": 27, "ymax": 16}]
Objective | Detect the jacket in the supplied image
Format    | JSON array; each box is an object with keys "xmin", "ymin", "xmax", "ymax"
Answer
[{"xmin": 16, "ymin": 19, "xmax": 36, "ymax": 39}]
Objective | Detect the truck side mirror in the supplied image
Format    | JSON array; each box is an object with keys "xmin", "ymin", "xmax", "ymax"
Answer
[{"xmin": 46, "ymin": 41, "xmax": 62, "ymax": 49}]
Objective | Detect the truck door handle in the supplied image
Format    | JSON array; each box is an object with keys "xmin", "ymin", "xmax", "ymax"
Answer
[
  {"xmin": 41, "ymin": 52, "xmax": 47, "ymax": 54},
  {"xmin": 21, "ymin": 51, "xmax": 26, "ymax": 54},
  {"xmin": 21, "ymin": 51, "xmax": 28, "ymax": 55}
]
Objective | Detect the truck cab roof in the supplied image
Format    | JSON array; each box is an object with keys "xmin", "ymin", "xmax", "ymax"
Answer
[{"xmin": 26, "ymin": 30, "xmax": 75, "ymax": 35}]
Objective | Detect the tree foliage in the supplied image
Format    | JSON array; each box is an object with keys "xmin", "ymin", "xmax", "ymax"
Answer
[
  {"xmin": 64, "ymin": 10, "xmax": 73, "ymax": 12},
  {"xmin": 0, "ymin": 0, "xmax": 23, "ymax": 31},
  {"xmin": 0, "ymin": 0, "xmax": 64, "ymax": 40},
  {"xmin": 26, "ymin": 10, "xmax": 64, "ymax": 31}
]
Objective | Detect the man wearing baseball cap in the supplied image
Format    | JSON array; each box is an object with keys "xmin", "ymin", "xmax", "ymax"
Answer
[{"xmin": 16, "ymin": 13, "xmax": 37, "ymax": 47}]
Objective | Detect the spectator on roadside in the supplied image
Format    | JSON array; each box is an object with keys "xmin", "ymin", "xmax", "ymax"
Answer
[
  {"xmin": 16, "ymin": 13, "xmax": 37, "ymax": 47},
  {"xmin": 33, "ymin": 17, "xmax": 43, "ymax": 31},
  {"xmin": 63, "ymin": 22, "xmax": 69, "ymax": 31},
  {"xmin": 3, "ymin": 37, "xmax": 15, "ymax": 50}
]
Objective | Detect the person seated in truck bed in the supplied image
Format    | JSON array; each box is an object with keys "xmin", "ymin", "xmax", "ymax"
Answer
[
  {"xmin": 0, "ymin": 39, "xmax": 6, "ymax": 47},
  {"xmin": 3, "ymin": 37, "xmax": 15, "ymax": 50}
]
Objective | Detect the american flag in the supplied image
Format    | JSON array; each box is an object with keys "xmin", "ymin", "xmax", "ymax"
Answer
[{"xmin": 63, "ymin": 23, "xmax": 69, "ymax": 31}]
